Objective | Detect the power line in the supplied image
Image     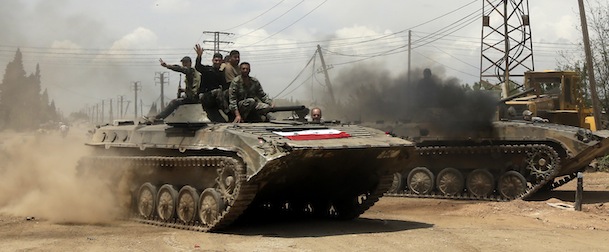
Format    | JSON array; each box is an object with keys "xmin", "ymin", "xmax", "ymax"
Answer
[
  {"xmin": 273, "ymin": 49, "xmax": 318, "ymax": 99},
  {"xmin": 0, "ymin": 0, "xmax": 578, "ymax": 75},
  {"xmin": 246, "ymin": 0, "xmax": 328, "ymax": 46},
  {"xmin": 316, "ymin": 0, "xmax": 479, "ymax": 48},
  {"xmin": 0, "ymin": 32, "xmax": 577, "ymax": 65},
  {"xmin": 414, "ymin": 51, "xmax": 479, "ymax": 78},
  {"xmin": 232, "ymin": 0, "xmax": 305, "ymax": 40},
  {"xmin": 1, "ymin": 33, "xmax": 574, "ymax": 69},
  {"xmin": 413, "ymin": 34, "xmax": 479, "ymax": 69},
  {"xmin": 411, "ymin": 8, "xmax": 481, "ymax": 49},
  {"xmin": 328, "ymin": 4, "xmax": 483, "ymax": 66},
  {"xmin": 220, "ymin": 0, "xmax": 287, "ymax": 31}
]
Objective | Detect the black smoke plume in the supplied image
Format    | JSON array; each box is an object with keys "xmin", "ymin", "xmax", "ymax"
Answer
[{"xmin": 317, "ymin": 64, "xmax": 499, "ymax": 132}]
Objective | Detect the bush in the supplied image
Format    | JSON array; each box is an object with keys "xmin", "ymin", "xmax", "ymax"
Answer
[{"xmin": 592, "ymin": 155, "xmax": 609, "ymax": 172}]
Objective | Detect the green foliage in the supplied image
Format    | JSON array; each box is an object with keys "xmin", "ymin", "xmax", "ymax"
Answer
[
  {"xmin": 557, "ymin": 0, "xmax": 609, "ymax": 113},
  {"xmin": 0, "ymin": 49, "xmax": 59, "ymax": 131},
  {"xmin": 593, "ymin": 155, "xmax": 609, "ymax": 172}
]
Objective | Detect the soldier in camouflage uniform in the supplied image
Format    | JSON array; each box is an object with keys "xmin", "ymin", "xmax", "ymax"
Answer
[
  {"xmin": 223, "ymin": 50, "xmax": 241, "ymax": 86},
  {"xmin": 146, "ymin": 56, "xmax": 201, "ymax": 122},
  {"xmin": 228, "ymin": 62, "xmax": 274, "ymax": 123}
]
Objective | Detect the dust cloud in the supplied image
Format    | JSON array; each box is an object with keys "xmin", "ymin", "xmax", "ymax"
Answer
[{"xmin": 0, "ymin": 128, "xmax": 123, "ymax": 224}]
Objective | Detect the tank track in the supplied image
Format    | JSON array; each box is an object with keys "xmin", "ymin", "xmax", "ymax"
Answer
[
  {"xmin": 338, "ymin": 173, "xmax": 395, "ymax": 219},
  {"xmin": 80, "ymin": 156, "xmax": 258, "ymax": 232},
  {"xmin": 319, "ymin": 172, "xmax": 395, "ymax": 219},
  {"xmin": 549, "ymin": 172, "xmax": 579, "ymax": 190},
  {"xmin": 385, "ymin": 144, "xmax": 561, "ymax": 202},
  {"xmin": 250, "ymin": 173, "xmax": 395, "ymax": 220}
]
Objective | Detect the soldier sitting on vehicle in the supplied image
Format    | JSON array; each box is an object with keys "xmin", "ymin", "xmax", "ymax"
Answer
[
  {"xmin": 194, "ymin": 44, "xmax": 227, "ymax": 122},
  {"xmin": 228, "ymin": 62, "xmax": 274, "ymax": 123},
  {"xmin": 522, "ymin": 110, "xmax": 549, "ymax": 123},
  {"xmin": 144, "ymin": 56, "xmax": 201, "ymax": 123}
]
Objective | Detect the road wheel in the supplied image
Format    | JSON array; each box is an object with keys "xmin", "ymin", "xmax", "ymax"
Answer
[
  {"xmin": 407, "ymin": 167, "xmax": 434, "ymax": 195},
  {"xmin": 137, "ymin": 183, "xmax": 157, "ymax": 219},
  {"xmin": 466, "ymin": 169, "xmax": 494, "ymax": 198},
  {"xmin": 436, "ymin": 168, "xmax": 464, "ymax": 196},
  {"xmin": 156, "ymin": 184, "xmax": 178, "ymax": 221},
  {"xmin": 199, "ymin": 188, "xmax": 225, "ymax": 226},
  {"xmin": 177, "ymin": 185, "xmax": 199, "ymax": 224},
  {"xmin": 387, "ymin": 172, "xmax": 404, "ymax": 193},
  {"xmin": 498, "ymin": 171, "xmax": 527, "ymax": 199}
]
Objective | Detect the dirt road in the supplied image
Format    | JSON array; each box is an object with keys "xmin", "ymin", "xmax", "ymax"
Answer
[
  {"xmin": 0, "ymin": 173, "xmax": 607, "ymax": 252},
  {"xmin": 0, "ymin": 129, "xmax": 608, "ymax": 251}
]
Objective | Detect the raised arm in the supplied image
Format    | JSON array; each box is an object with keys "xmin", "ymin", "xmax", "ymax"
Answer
[{"xmin": 194, "ymin": 44, "xmax": 204, "ymax": 70}]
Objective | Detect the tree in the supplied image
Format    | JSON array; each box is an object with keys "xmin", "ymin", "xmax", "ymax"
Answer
[
  {"xmin": 0, "ymin": 49, "xmax": 60, "ymax": 131},
  {"xmin": 24, "ymin": 63, "xmax": 42, "ymax": 126},
  {"xmin": 0, "ymin": 49, "xmax": 27, "ymax": 130},
  {"xmin": 40, "ymin": 88, "xmax": 50, "ymax": 122},
  {"xmin": 558, "ymin": 0, "xmax": 609, "ymax": 111},
  {"xmin": 587, "ymin": 0, "xmax": 609, "ymax": 110},
  {"xmin": 49, "ymin": 100, "xmax": 58, "ymax": 120}
]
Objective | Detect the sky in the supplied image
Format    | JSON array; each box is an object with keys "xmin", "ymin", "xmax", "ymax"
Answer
[{"xmin": 0, "ymin": 0, "xmax": 590, "ymax": 118}]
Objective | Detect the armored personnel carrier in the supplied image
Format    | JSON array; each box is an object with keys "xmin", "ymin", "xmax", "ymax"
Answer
[
  {"xmin": 381, "ymin": 118, "xmax": 609, "ymax": 201},
  {"xmin": 79, "ymin": 104, "xmax": 414, "ymax": 231}
]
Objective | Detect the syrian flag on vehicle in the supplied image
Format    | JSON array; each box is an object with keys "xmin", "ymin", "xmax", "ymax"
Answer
[{"xmin": 272, "ymin": 129, "xmax": 351, "ymax": 141}]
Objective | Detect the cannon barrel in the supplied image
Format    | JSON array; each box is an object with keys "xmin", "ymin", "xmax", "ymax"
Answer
[
  {"xmin": 261, "ymin": 105, "xmax": 309, "ymax": 122},
  {"xmin": 263, "ymin": 105, "xmax": 307, "ymax": 113}
]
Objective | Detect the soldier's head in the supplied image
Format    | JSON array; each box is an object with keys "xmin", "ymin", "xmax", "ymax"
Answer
[
  {"xmin": 522, "ymin": 110, "xmax": 533, "ymax": 121},
  {"xmin": 212, "ymin": 53, "xmax": 223, "ymax": 68},
  {"xmin": 311, "ymin": 107, "xmax": 322, "ymax": 122},
  {"xmin": 423, "ymin": 68, "xmax": 432, "ymax": 79},
  {"xmin": 239, "ymin": 62, "xmax": 251, "ymax": 76},
  {"xmin": 507, "ymin": 106, "xmax": 517, "ymax": 118},
  {"xmin": 180, "ymin": 56, "xmax": 192, "ymax": 68},
  {"xmin": 229, "ymin": 50, "xmax": 240, "ymax": 66}
]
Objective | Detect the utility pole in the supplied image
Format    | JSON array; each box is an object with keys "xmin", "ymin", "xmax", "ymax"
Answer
[
  {"xmin": 132, "ymin": 81, "xmax": 141, "ymax": 119},
  {"xmin": 101, "ymin": 100, "xmax": 105, "ymax": 123},
  {"xmin": 86, "ymin": 105, "xmax": 91, "ymax": 123},
  {"xmin": 95, "ymin": 104, "xmax": 100, "ymax": 124},
  {"xmin": 408, "ymin": 30, "xmax": 412, "ymax": 84},
  {"xmin": 124, "ymin": 101, "xmax": 131, "ymax": 118},
  {"xmin": 317, "ymin": 45, "xmax": 336, "ymax": 106},
  {"xmin": 116, "ymin": 95, "xmax": 125, "ymax": 118},
  {"xmin": 109, "ymin": 98, "xmax": 113, "ymax": 122},
  {"xmin": 202, "ymin": 31, "xmax": 233, "ymax": 54},
  {"xmin": 116, "ymin": 97, "xmax": 119, "ymax": 119},
  {"xmin": 155, "ymin": 72, "xmax": 169, "ymax": 110},
  {"xmin": 578, "ymin": 0, "xmax": 602, "ymax": 130}
]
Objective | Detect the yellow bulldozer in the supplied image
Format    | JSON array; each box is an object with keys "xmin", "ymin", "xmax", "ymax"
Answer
[{"xmin": 503, "ymin": 70, "xmax": 603, "ymax": 131}]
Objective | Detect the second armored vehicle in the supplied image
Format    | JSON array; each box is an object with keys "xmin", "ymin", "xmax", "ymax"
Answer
[{"xmin": 381, "ymin": 118, "xmax": 609, "ymax": 200}]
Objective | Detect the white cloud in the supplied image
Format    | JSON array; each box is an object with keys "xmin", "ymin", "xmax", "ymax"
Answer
[
  {"xmin": 109, "ymin": 27, "xmax": 158, "ymax": 51},
  {"xmin": 550, "ymin": 15, "xmax": 578, "ymax": 41},
  {"xmin": 50, "ymin": 40, "xmax": 82, "ymax": 50}
]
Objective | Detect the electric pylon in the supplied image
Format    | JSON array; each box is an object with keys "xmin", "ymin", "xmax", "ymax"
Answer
[{"xmin": 479, "ymin": 0, "xmax": 534, "ymax": 98}]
